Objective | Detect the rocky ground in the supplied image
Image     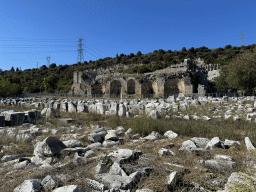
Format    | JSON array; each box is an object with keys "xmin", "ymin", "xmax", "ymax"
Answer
[{"xmin": 1, "ymin": 96, "xmax": 256, "ymax": 191}]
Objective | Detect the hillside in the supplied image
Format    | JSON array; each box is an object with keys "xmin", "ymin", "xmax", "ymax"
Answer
[{"xmin": 0, "ymin": 44, "xmax": 255, "ymax": 97}]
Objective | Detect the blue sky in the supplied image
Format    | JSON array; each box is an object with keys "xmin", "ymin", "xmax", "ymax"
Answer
[{"xmin": 0, "ymin": 0, "xmax": 255, "ymax": 71}]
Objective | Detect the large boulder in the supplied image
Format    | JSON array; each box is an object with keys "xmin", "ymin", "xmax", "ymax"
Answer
[
  {"xmin": 68, "ymin": 102, "xmax": 77, "ymax": 113},
  {"xmin": 34, "ymin": 136, "xmax": 67, "ymax": 157},
  {"xmin": 108, "ymin": 148, "xmax": 142, "ymax": 163},
  {"xmin": 205, "ymin": 137, "xmax": 225, "ymax": 149},
  {"xmin": 105, "ymin": 130, "xmax": 119, "ymax": 141},
  {"xmin": 110, "ymin": 102, "xmax": 119, "ymax": 115},
  {"xmin": 46, "ymin": 108, "xmax": 56, "ymax": 118},
  {"xmin": 245, "ymin": 137, "xmax": 256, "ymax": 150},
  {"xmin": 14, "ymin": 179, "xmax": 41, "ymax": 192},
  {"xmin": 118, "ymin": 104, "xmax": 126, "ymax": 117},
  {"xmin": 164, "ymin": 130, "xmax": 178, "ymax": 140}
]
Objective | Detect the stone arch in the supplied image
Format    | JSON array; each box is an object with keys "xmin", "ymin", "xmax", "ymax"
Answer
[
  {"xmin": 110, "ymin": 80, "xmax": 122, "ymax": 95},
  {"xmin": 141, "ymin": 81, "xmax": 154, "ymax": 95},
  {"xmin": 127, "ymin": 79, "xmax": 135, "ymax": 94},
  {"xmin": 164, "ymin": 78, "xmax": 179, "ymax": 96}
]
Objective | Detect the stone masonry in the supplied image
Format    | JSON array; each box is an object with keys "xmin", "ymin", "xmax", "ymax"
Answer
[{"xmin": 69, "ymin": 58, "xmax": 221, "ymax": 98}]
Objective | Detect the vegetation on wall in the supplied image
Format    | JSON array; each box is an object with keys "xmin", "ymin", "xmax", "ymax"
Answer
[{"xmin": 0, "ymin": 43, "xmax": 255, "ymax": 97}]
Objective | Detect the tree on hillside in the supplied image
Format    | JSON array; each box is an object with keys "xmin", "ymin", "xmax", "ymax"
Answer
[
  {"xmin": 0, "ymin": 78, "xmax": 22, "ymax": 97},
  {"xmin": 16, "ymin": 67, "xmax": 19, "ymax": 72},
  {"xmin": 129, "ymin": 53, "xmax": 134, "ymax": 58},
  {"xmin": 182, "ymin": 47, "xmax": 187, "ymax": 52},
  {"xmin": 224, "ymin": 44, "xmax": 232, "ymax": 49},
  {"xmin": 10, "ymin": 67, "xmax": 15, "ymax": 72},
  {"xmin": 49, "ymin": 63, "xmax": 57, "ymax": 68},
  {"xmin": 136, "ymin": 51, "xmax": 142, "ymax": 57},
  {"xmin": 214, "ymin": 47, "xmax": 256, "ymax": 94}
]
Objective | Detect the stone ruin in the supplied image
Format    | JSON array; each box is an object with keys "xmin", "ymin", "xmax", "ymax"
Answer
[{"xmin": 69, "ymin": 58, "xmax": 221, "ymax": 98}]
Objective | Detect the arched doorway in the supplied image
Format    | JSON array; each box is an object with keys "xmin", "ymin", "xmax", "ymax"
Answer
[
  {"xmin": 110, "ymin": 80, "xmax": 122, "ymax": 96},
  {"xmin": 164, "ymin": 79, "xmax": 179, "ymax": 97},
  {"xmin": 127, "ymin": 79, "xmax": 135, "ymax": 94}
]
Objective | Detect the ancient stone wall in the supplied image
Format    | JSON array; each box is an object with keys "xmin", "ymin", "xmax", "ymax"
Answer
[{"xmin": 69, "ymin": 58, "xmax": 221, "ymax": 97}]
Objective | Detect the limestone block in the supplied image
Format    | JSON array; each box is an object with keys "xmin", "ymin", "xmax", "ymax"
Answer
[
  {"xmin": 224, "ymin": 139, "xmax": 240, "ymax": 148},
  {"xmin": 202, "ymin": 116, "xmax": 211, "ymax": 121},
  {"xmin": 60, "ymin": 102, "xmax": 68, "ymax": 112},
  {"xmin": 125, "ymin": 128, "xmax": 133, "ymax": 137},
  {"xmin": 105, "ymin": 130, "xmax": 118, "ymax": 141},
  {"xmin": 1, "ymin": 154, "xmax": 22, "ymax": 162},
  {"xmin": 96, "ymin": 103, "xmax": 106, "ymax": 114},
  {"xmin": 110, "ymin": 102, "xmax": 119, "ymax": 115},
  {"xmin": 205, "ymin": 137, "xmax": 225, "ymax": 149},
  {"xmin": 108, "ymin": 148, "xmax": 142, "ymax": 163},
  {"xmin": 95, "ymin": 173, "xmax": 133, "ymax": 189},
  {"xmin": 116, "ymin": 126, "xmax": 125, "ymax": 134},
  {"xmin": 190, "ymin": 137, "xmax": 210, "ymax": 148},
  {"xmin": 68, "ymin": 102, "xmax": 77, "ymax": 113},
  {"xmin": 159, "ymin": 148, "xmax": 175, "ymax": 157},
  {"xmin": 13, "ymin": 160, "xmax": 29, "ymax": 170},
  {"xmin": 109, "ymin": 162, "xmax": 127, "ymax": 176},
  {"xmin": 85, "ymin": 179, "xmax": 107, "ymax": 191},
  {"xmin": 77, "ymin": 103, "xmax": 88, "ymax": 113},
  {"xmin": 118, "ymin": 104, "xmax": 126, "ymax": 116},
  {"xmin": 214, "ymin": 154, "xmax": 232, "ymax": 161},
  {"xmin": 102, "ymin": 140, "xmax": 120, "ymax": 147},
  {"xmin": 245, "ymin": 137, "xmax": 255, "ymax": 150},
  {"xmin": 131, "ymin": 133, "xmax": 140, "ymax": 140},
  {"xmin": 149, "ymin": 110, "xmax": 159, "ymax": 119},
  {"xmin": 41, "ymin": 175, "xmax": 61, "ymax": 190},
  {"xmin": 52, "ymin": 185, "xmax": 83, "ymax": 192},
  {"xmin": 205, "ymin": 159, "xmax": 235, "ymax": 171},
  {"xmin": 46, "ymin": 108, "xmax": 56, "ymax": 118},
  {"xmin": 143, "ymin": 131, "xmax": 160, "ymax": 141},
  {"xmin": 25, "ymin": 162, "xmax": 37, "ymax": 170},
  {"xmin": 180, "ymin": 140, "xmax": 197, "ymax": 151},
  {"xmin": 183, "ymin": 182, "xmax": 209, "ymax": 192},
  {"xmin": 95, "ymin": 162, "xmax": 107, "ymax": 174},
  {"xmin": 88, "ymin": 131, "xmax": 107, "ymax": 143},
  {"xmin": 172, "ymin": 105, "xmax": 179, "ymax": 112},
  {"xmin": 233, "ymin": 115, "xmax": 241, "ymax": 121},
  {"xmin": 164, "ymin": 130, "xmax": 178, "ymax": 140},
  {"xmin": 53, "ymin": 103, "xmax": 60, "ymax": 111},
  {"xmin": 136, "ymin": 189, "xmax": 153, "ymax": 192},
  {"xmin": 14, "ymin": 179, "xmax": 42, "ymax": 192},
  {"xmin": 34, "ymin": 136, "xmax": 67, "ymax": 157},
  {"xmin": 166, "ymin": 171, "xmax": 178, "ymax": 186},
  {"xmin": 63, "ymin": 140, "xmax": 81, "ymax": 148},
  {"xmin": 86, "ymin": 142, "xmax": 102, "ymax": 150},
  {"xmin": 166, "ymin": 95, "xmax": 176, "ymax": 103},
  {"xmin": 16, "ymin": 133, "xmax": 33, "ymax": 142},
  {"xmin": 88, "ymin": 104, "xmax": 97, "ymax": 113}
]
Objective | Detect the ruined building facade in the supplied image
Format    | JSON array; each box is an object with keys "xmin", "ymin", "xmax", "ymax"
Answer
[{"xmin": 69, "ymin": 58, "xmax": 221, "ymax": 98}]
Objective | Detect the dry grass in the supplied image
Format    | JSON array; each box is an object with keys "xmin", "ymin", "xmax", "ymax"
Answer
[{"xmin": 1, "ymin": 100, "xmax": 256, "ymax": 191}]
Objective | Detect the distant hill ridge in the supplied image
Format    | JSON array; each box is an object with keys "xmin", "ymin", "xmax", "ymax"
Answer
[{"xmin": 0, "ymin": 44, "xmax": 255, "ymax": 96}]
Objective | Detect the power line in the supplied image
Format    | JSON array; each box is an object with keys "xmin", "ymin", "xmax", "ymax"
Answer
[
  {"xmin": 85, "ymin": 41, "xmax": 109, "ymax": 57},
  {"xmin": 86, "ymin": 46, "xmax": 104, "ymax": 58},
  {"xmin": 85, "ymin": 50, "xmax": 99, "ymax": 59}
]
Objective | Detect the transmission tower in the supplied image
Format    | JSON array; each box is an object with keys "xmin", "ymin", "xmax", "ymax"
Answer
[
  {"xmin": 77, "ymin": 36, "xmax": 84, "ymax": 63},
  {"xmin": 240, "ymin": 31, "xmax": 244, "ymax": 47},
  {"xmin": 46, "ymin": 55, "xmax": 51, "ymax": 67}
]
